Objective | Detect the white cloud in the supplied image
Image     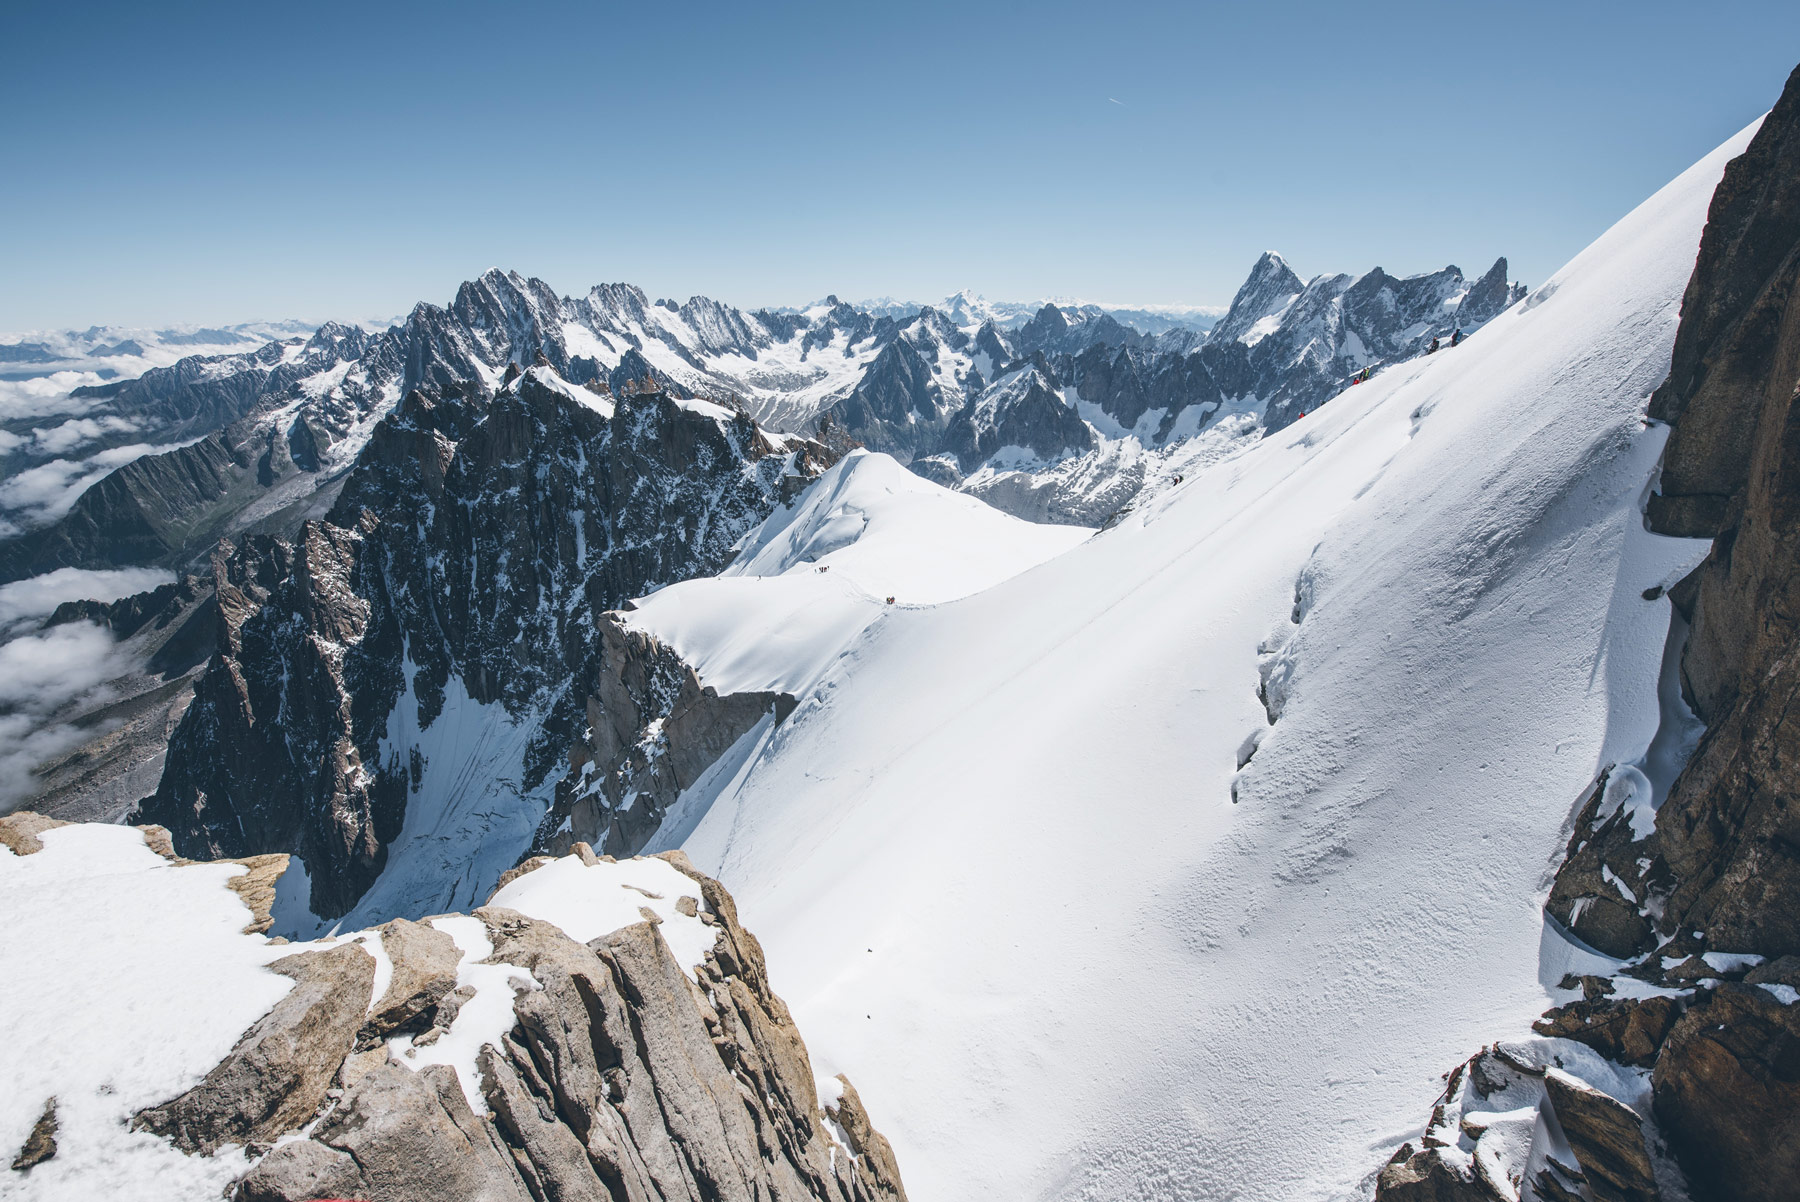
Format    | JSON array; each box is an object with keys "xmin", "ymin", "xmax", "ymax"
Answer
[
  {"xmin": 26, "ymin": 415, "xmax": 140, "ymax": 456},
  {"xmin": 0, "ymin": 568, "xmax": 179, "ymax": 807},
  {"xmin": 0, "ymin": 440, "xmax": 192, "ymax": 527},
  {"xmin": 0, "ymin": 371, "xmax": 112, "ymax": 421},
  {"xmin": 0, "ymin": 622, "xmax": 123, "ymax": 713},
  {"xmin": 0, "ymin": 566, "xmax": 177, "ymax": 636},
  {"xmin": 0, "ymin": 712, "xmax": 109, "ymax": 808}
]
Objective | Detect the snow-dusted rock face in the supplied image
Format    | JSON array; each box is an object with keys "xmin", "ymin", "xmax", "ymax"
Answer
[
  {"xmin": 0, "ymin": 815, "xmax": 906, "ymax": 1202},
  {"xmin": 531, "ymin": 612, "xmax": 795, "ymax": 862},
  {"xmin": 875, "ymin": 253, "xmax": 1526, "ymax": 524},
  {"xmin": 132, "ymin": 368, "xmax": 836, "ymax": 924}
]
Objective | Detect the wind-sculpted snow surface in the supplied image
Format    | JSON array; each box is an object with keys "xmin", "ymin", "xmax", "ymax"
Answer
[{"xmin": 652, "ymin": 125, "xmax": 1759, "ymax": 1200}]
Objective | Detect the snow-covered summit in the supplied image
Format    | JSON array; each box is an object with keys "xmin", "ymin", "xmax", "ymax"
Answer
[{"xmin": 626, "ymin": 449, "xmax": 1090, "ymax": 698}]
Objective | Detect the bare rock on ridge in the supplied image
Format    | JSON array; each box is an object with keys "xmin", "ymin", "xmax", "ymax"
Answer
[{"xmin": 134, "ymin": 942, "xmax": 375, "ymax": 1154}]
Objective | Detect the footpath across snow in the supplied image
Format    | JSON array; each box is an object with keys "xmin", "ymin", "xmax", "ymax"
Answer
[{"xmin": 661, "ymin": 123, "xmax": 1760, "ymax": 1202}]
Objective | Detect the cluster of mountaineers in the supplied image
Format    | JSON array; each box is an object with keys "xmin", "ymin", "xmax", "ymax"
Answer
[{"xmin": 1347, "ymin": 326, "xmax": 1464, "ymax": 391}]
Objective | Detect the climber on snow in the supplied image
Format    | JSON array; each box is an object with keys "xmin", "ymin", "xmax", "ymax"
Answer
[
  {"xmin": 1427, "ymin": 336, "xmax": 1441, "ymax": 354},
  {"xmin": 1451, "ymin": 327, "xmax": 1463, "ymax": 347}
]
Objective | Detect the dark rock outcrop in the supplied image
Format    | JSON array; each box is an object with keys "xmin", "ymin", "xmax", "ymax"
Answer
[
  {"xmin": 1652, "ymin": 983, "xmax": 1800, "ymax": 1202},
  {"xmin": 9, "ymin": 1098, "xmax": 57, "ymax": 1172},
  {"xmin": 1543, "ymin": 769, "xmax": 1661, "ymax": 959},
  {"xmin": 1532, "ymin": 983, "xmax": 1680, "ymax": 1068},
  {"xmin": 1372, "ymin": 1045, "xmax": 1661, "ymax": 1202},
  {"xmin": 1375, "ymin": 1144, "xmax": 1492, "ymax": 1202},
  {"xmin": 1639, "ymin": 67, "xmax": 1800, "ymax": 968},
  {"xmin": 532, "ymin": 613, "xmax": 796, "ymax": 860},
  {"xmin": 1542, "ymin": 1069, "xmax": 1659, "ymax": 1202}
]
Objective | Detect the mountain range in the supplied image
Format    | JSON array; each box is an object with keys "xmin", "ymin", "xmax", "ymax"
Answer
[{"xmin": 0, "ymin": 254, "xmax": 1522, "ymax": 584}]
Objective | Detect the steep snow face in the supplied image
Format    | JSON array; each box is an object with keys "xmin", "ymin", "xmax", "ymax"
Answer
[
  {"xmin": 660, "ymin": 123, "xmax": 1760, "ymax": 1202},
  {"xmin": 625, "ymin": 450, "xmax": 1090, "ymax": 698}
]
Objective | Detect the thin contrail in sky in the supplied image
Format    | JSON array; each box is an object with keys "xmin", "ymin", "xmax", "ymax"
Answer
[{"xmin": 1108, "ymin": 97, "xmax": 1125, "ymax": 105}]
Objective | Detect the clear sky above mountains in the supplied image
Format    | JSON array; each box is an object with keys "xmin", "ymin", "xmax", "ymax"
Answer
[{"xmin": 3, "ymin": 0, "xmax": 1796, "ymax": 329}]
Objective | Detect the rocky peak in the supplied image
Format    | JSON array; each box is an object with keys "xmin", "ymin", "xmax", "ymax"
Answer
[
  {"xmin": 944, "ymin": 362, "xmax": 1094, "ymax": 469},
  {"xmin": 1210, "ymin": 250, "xmax": 1305, "ymax": 344},
  {"xmin": 447, "ymin": 268, "xmax": 570, "ymax": 377},
  {"xmin": 974, "ymin": 319, "xmax": 1013, "ymax": 368},
  {"xmin": 1456, "ymin": 256, "xmax": 1524, "ymax": 327}
]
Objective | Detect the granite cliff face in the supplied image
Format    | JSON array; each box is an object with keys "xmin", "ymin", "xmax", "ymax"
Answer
[
  {"xmin": 133, "ymin": 369, "xmax": 835, "ymax": 923},
  {"xmin": 1375, "ymin": 64, "xmax": 1800, "ymax": 1202},
  {"xmin": 236, "ymin": 851, "xmax": 908, "ymax": 1202}
]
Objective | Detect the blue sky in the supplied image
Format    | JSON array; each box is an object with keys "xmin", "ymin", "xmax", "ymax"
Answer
[{"xmin": 3, "ymin": 1, "xmax": 1796, "ymax": 328}]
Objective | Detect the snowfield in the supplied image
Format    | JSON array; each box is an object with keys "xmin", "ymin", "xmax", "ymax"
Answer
[{"xmin": 655, "ymin": 121, "xmax": 1759, "ymax": 1202}]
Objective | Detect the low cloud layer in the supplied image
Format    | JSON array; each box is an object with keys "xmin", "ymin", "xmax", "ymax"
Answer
[
  {"xmin": 0, "ymin": 566, "xmax": 176, "ymax": 635},
  {"xmin": 0, "ymin": 371, "xmax": 111, "ymax": 422},
  {"xmin": 26, "ymin": 415, "xmax": 141, "ymax": 456},
  {"xmin": 0, "ymin": 622, "xmax": 123, "ymax": 712},
  {"xmin": 0, "ymin": 440, "xmax": 189, "ymax": 527},
  {"xmin": 0, "ymin": 621, "xmax": 127, "ymax": 807},
  {"xmin": 0, "ymin": 567, "xmax": 175, "ymax": 807}
]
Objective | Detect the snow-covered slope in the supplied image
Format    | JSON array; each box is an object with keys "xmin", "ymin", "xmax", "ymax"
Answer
[
  {"xmin": 649, "ymin": 123, "xmax": 1759, "ymax": 1202},
  {"xmin": 625, "ymin": 450, "xmax": 1090, "ymax": 697}
]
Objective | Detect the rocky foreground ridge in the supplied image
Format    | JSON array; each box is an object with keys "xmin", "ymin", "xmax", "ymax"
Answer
[
  {"xmin": 1375, "ymin": 63, "xmax": 1800, "ymax": 1202},
  {"xmin": 1, "ymin": 809, "xmax": 906, "ymax": 1202}
]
